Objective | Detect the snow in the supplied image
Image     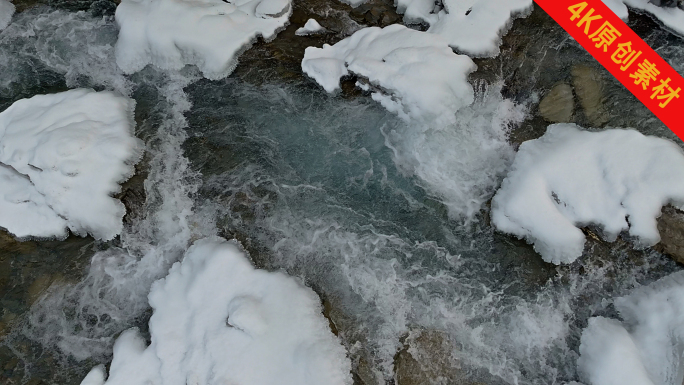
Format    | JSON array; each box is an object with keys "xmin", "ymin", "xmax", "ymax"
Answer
[
  {"xmin": 81, "ymin": 237, "xmax": 353, "ymax": 385},
  {"xmin": 0, "ymin": 0, "xmax": 13, "ymax": 30},
  {"xmin": 601, "ymin": 0, "xmax": 629, "ymax": 20},
  {"xmin": 0, "ymin": 89, "xmax": 142, "ymax": 240},
  {"xmin": 603, "ymin": 0, "xmax": 684, "ymax": 35},
  {"xmin": 491, "ymin": 123, "xmax": 684, "ymax": 264},
  {"xmin": 391, "ymin": 0, "xmax": 533, "ymax": 56},
  {"xmin": 296, "ymin": 18, "xmax": 325, "ymax": 36},
  {"xmin": 302, "ymin": 24, "xmax": 477, "ymax": 126},
  {"xmin": 578, "ymin": 271, "xmax": 684, "ymax": 385},
  {"xmin": 114, "ymin": 0, "xmax": 292, "ymax": 79}
]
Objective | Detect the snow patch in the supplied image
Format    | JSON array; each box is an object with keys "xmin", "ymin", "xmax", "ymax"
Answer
[
  {"xmin": 391, "ymin": 0, "xmax": 533, "ymax": 56},
  {"xmin": 302, "ymin": 24, "xmax": 477, "ymax": 126},
  {"xmin": 81, "ymin": 237, "xmax": 352, "ymax": 385},
  {"xmin": 602, "ymin": 0, "xmax": 629, "ymax": 20},
  {"xmin": 114, "ymin": 0, "xmax": 292, "ymax": 79},
  {"xmin": 0, "ymin": 89, "xmax": 142, "ymax": 240},
  {"xmin": 0, "ymin": 0, "xmax": 14, "ymax": 30},
  {"xmin": 578, "ymin": 271, "xmax": 684, "ymax": 385},
  {"xmin": 492, "ymin": 123, "xmax": 684, "ymax": 264},
  {"xmin": 296, "ymin": 18, "xmax": 325, "ymax": 35}
]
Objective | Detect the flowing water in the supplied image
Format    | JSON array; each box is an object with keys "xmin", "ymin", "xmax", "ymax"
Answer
[{"xmin": 0, "ymin": 4, "xmax": 683, "ymax": 385}]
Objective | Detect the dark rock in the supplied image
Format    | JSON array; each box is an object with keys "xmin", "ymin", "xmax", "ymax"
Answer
[
  {"xmin": 650, "ymin": 0, "xmax": 678, "ymax": 7},
  {"xmin": 89, "ymin": 0, "xmax": 118, "ymax": 17},
  {"xmin": 655, "ymin": 205, "xmax": 684, "ymax": 264}
]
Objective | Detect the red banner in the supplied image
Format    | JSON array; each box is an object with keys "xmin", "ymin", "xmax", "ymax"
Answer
[{"xmin": 534, "ymin": 0, "xmax": 683, "ymax": 139}]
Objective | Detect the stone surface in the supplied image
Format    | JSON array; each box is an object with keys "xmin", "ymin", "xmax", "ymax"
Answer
[
  {"xmin": 571, "ymin": 65, "xmax": 609, "ymax": 127},
  {"xmin": 394, "ymin": 329, "xmax": 463, "ymax": 385},
  {"xmin": 538, "ymin": 83, "xmax": 574, "ymax": 123},
  {"xmin": 656, "ymin": 205, "xmax": 684, "ymax": 264}
]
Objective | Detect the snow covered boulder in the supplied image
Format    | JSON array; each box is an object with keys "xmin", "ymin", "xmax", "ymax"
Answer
[
  {"xmin": 491, "ymin": 123, "xmax": 684, "ymax": 264},
  {"xmin": 601, "ymin": 0, "xmax": 684, "ymax": 34},
  {"xmin": 114, "ymin": 0, "xmax": 292, "ymax": 79},
  {"xmin": 0, "ymin": 0, "xmax": 14, "ymax": 30},
  {"xmin": 296, "ymin": 19, "xmax": 325, "ymax": 36},
  {"xmin": 578, "ymin": 271, "xmax": 684, "ymax": 385},
  {"xmin": 81, "ymin": 237, "xmax": 352, "ymax": 385},
  {"xmin": 302, "ymin": 24, "xmax": 477, "ymax": 126},
  {"xmin": 392, "ymin": 0, "xmax": 532, "ymax": 56},
  {"xmin": 0, "ymin": 89, "xmax": 142, "ymax": 240}
]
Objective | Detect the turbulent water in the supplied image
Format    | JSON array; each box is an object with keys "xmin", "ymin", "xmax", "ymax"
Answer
[{"xmin": 0, "ymin": 5, "xmax": 683, "ymax": 385}]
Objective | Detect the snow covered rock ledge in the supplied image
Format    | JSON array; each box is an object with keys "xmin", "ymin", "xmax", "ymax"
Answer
[
  {"xmin": 302, "ymin": 24, "xmax": 477, "ymax": 126},
  {"xmin": 393, "ymin": 0, "xmax": 533, "ymax": 56},
  {"xmin": 114, "ymin": 0, "xmax": 291, "ymax": 79},
  {"xmin": 0, "ymin": 0, "xmax": 14, "ymax": 30},
  {"xmin": 601, "ymin": 0, "xmax": 684, "ymax": 35},
  {"xmin": 491, "ymin": 123, "xmax": 684, "ymax": 264},
  {"xmin": 0, "ymin": 89, "xmax": 142, "ymax": 240},
  {"xmin": 578, "ymin": 271, "xmax": 684, "ymax": 385},
  {"xmin": 82, "ymin": 237, "xmax": 352, "ymax": 385}
]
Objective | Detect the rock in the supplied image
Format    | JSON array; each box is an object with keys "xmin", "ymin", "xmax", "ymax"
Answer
[
  {"xmin": 355, "ymin": 356, "xmax": 380, "ymax": 385},
  {"xmin": 538, "ymin": 84, "xmax": 574, "ymax": 123},
  {"xmin": 394, "ymin": 329, "xmax": 464, "ymax": 385},
  {"xmin": 571, "ymin": 65, "xmax": 609, "ymax": 127},
  {"xmin": 656, "ymin": 205, "xmax": 684, "ymax": 264},
  {"xmin": 25, "ymin": 273, "xmax": 63, "ymax": 305},
  {"xmin": 650, "ymin": 0, "xmax": 678, "ymax": 7}
]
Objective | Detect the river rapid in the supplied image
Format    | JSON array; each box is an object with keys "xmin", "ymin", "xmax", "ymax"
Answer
[{"xmin": 0, "ymin": 2, "xmax": 683, "ymax": 385}]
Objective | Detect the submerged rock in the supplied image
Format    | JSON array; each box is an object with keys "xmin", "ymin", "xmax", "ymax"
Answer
[
  {"xmin": 571, "ymin": 65, "xmax": 609, "ymax": 127},
  {"xmin": 538, "ymin": 83, "xmax": 574, "ymax": 123}
]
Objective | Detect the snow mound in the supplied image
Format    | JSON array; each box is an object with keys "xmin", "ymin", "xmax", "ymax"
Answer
[
  {"xmin": 296, "ymin": 18, "xmax": 325, "ymax": 35},
  {"xmin": 491, "ymin": 123, "xmax": 684, "ymax": 264},
  {"xmin": 394, "ymin": 0, "xmax": 533, "ymax": 56},
  {"xmin": 578, "ymin": 271, "xmax": 684, "ymax": 385},
  {"xmin": 0, "ymin": 0, "xmax": 14, "ymax": 30},
  {"xmin": 114, "ymin": 0, "xmax": 292, "ymax": 79},
  {"xmin": 601, "ymin": 0, "xmax": 629, "ymax": 19},
  {"xmin": 603, "ymin": 0, "xmax": 684, "ymax": 35},
  {"xmin": 0, "ymin": 89, "xmax": 142, "ymax": 240},
  {"xmin": 81, "ymin": 237, "xmax": 353, "ymax": 385},
  {"xmin": 302, "ymin": 24, "xmax": 476, "ymax": 126}
]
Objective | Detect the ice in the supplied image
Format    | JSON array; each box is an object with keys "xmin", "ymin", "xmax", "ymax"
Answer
[
  {"xmin": 578, "ymin": 271, "xmax": 684, "ymax": 385},
  {"xmin": 302, "ymin": 24, "xmax": 477, "ymax": 126},
  {"xmin": 0, "ymin": 89, "xmax": 142, "ymax": 240},
  {"xmin": 296, "ymin": 18, "xmax": 325, "ymax": 35},
  {"xmin": 114, "ymin": 0, "xmax": 292, "ymax": 79},
  {"xmin": 603, "ymin": 0, "xmax": 684, "ymax": 35},
  {"xmin": 390, "ymin": 0, "xmax": 533, "ymax": 56},
  {"xmin": 82, "ymin": 237, "xmax": 352, "ymax": 385},
  {"xmin": 491, "ymin": 123, "xmax": 684, "ymax": 264},
  {"xmin": 0, "ymin": 0, "xmax": 14, "ymax": 30}
]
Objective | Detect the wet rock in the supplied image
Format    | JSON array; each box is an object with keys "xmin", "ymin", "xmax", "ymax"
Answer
[
  {"xmin": 571, "ymin": 65, "xmax": 609, "ymax": 127},
  {"xmin": 25, "ymin": 273, "xmax": 63, "ymax": 305},
  {"xmin": 355, "ymin": 356, "xmax": 380, "ymax": 385},
  {"xmin": 394, "ymin": 329, "xmax": 464, "ymax": 385},
  {"xmin": 655, "ymin": 205, "xmax": 684, "ymax": 264},
  {"xmin": 538, "ymin": 83, "xmax": 574, "ymax": 123},
  {"xmin": 349, "ymin": 0, "xmax": 401, "ymax": 28}
]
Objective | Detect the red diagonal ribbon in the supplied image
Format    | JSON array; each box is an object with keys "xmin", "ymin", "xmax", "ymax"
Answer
[{"xmin": 534, "ymin": 0, "xmax": 683, "ymax": 139}]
